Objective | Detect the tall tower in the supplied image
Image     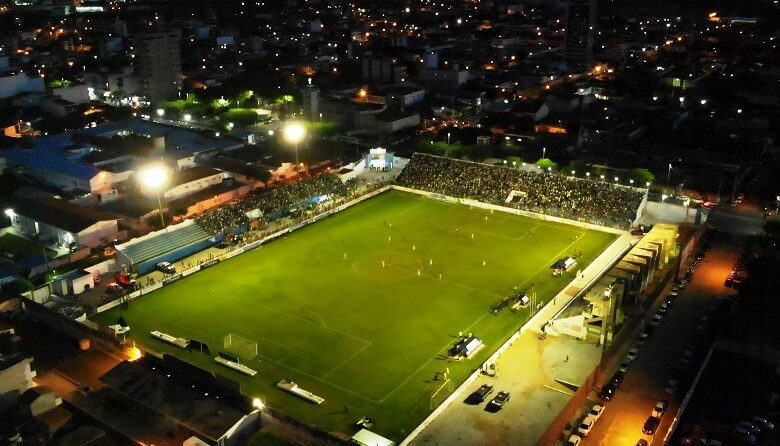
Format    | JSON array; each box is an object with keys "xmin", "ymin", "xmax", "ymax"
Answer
[
  {"xmin": 136, "ymin": 29, "xmax": 182, "ymax": 102},
  {"xmin": 564, "ymin": 0, "xmax": 597, "ymax": 69}
]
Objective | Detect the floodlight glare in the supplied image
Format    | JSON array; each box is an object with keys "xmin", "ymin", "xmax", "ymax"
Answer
[
  {"xmin": 140, "ymin": 166, "xmax": 167, "ymax": 188},
  {"xmin": 283, "ymin": 123, "xmax": 305, "ymax": 144}
]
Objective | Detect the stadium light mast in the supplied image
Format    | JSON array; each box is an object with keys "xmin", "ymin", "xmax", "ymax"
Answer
[
  {"xmin": 140, "ymin": 165, "xmax": 168, "ymax": 228},
  {"xmin": 284, "ymin": 122, "xmax": 305, "ymax": 177}
]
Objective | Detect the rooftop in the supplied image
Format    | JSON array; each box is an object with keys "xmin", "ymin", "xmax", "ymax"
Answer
[
  {"xmin": 14, "ymin": 197, "xmax": 120, "ymax": 233},
  {"xmin": 99, "ymin": 357, "xmax": 247, "ymax": 442}
]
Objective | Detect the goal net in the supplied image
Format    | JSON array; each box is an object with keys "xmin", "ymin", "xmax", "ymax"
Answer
[
  {"xmin": 223, "ymin": 333, "xmax": 258, "ymax": 360},
  {"xmin": 429, "ymin": 378, "xmax": 454, "ymax": 410}
]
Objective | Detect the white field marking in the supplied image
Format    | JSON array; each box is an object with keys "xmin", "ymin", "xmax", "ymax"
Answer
[
  {"xmin": 320, "ymin": 340, "xmax": 374, "ymax": 380},
  {"xmin": 378, "ymin": 310, "xmax": 492, "ymax": 404}
]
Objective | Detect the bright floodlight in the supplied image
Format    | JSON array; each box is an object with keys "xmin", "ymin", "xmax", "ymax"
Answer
[
  {"xmin": 140, "ymin": 166, "xmax": 167, "ymax": 188},
  {"xmin": 156, "ymin": 108, "xmax": 165, "ymax": 117},
  {"xmin": 252, "ymin": 398, "xmax": 265, "ymax": 410},
  {"xmin": 283, "ymin": 122, "xmax": 305, "ymax": 144},
  {"xmin": 183, "ymin": 113, "xmax": 192, "ymax": 121},
  {"xmin": 4, "ymin": 209, "xmax": 14, "ymax": 218}
]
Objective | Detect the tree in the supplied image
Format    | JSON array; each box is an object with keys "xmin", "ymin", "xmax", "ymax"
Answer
[
  {"xmin": 2, "ymin": 278, "xmax": 33, "ymax": 296},
  {"xmin": 628, "ymin": 168, "xmax": 655, "ymax": 186},
  {"xmin": 536, "ymin": 158, "xmax": 558, "ymax": 171},
  {"xmin": 562, "ymin": 161, "xmax": 591, "ymax": 177}
]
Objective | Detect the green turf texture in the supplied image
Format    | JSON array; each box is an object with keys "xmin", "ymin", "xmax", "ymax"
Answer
[{"xmin": 95, "ymin": 190, "xmax": 617, "ymax": 441}]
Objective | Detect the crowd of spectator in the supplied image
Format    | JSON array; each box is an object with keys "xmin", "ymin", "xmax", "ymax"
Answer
[
  {"xmin": 395, "ymin": 154, "xmax": 645, "ymax": 228},
  {"xmin": 195, "ymin": 175, "xmax": 356, "ymax": 234}
]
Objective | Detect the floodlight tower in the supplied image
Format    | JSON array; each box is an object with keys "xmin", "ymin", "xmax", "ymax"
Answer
[
  {"xmin": 140, "ymin": 165, "xmax": 168, "ymax": 228},
  {"xmin": 283, "ymin": 122, "xmax": 305, "ymax": 177}
]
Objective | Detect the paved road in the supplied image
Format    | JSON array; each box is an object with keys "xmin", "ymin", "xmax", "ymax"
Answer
[{"xmin": 583, "ymin": 237, "xmax": 738, "ymax": 446}]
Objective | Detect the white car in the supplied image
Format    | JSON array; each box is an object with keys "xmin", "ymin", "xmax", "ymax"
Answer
[
  {"xmin": 652, "ymin": 400, "xmax": 669, "ymax": 418},
  {"xmin": 577, "ymin": 415, "xmax": 596, "ymax": 437},
  {"xmin": 627, "ymin": 347, "xmax": 639, "ymax": 362},
  {"xmin": 566, "ymin": 434, "xmax": 582, "ymax": 446},
  {"xmin": 589, "ymin": 404, "xmax": 605, "ymax": 420}
]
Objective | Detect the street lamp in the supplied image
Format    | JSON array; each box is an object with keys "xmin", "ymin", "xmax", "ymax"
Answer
[
  {"xmin": 542, "ymin": 146, "xmax": 547, "ymax": 158},
  {"xmin": 667, "ymin": 163, "xmax": 672, "ymax": 186},
  {"xmin": 139, "ymin": 165, "xmax": 167, "ymax": 228},
  {"xmin": 447, "ymin": 132, "xmax": 451, "ymax": 145},
  {"xmin": 156, "ymin": 108, "xmax": 165, "ymax": 117},
  {"xmin": 283, "ymin": 122, "xmax": 305, "ymax": 177}
]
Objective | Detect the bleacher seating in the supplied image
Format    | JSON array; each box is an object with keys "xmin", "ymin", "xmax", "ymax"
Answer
[{"xmin": 116, "ymin": 222, "xmax": 211, "ymax": 266}]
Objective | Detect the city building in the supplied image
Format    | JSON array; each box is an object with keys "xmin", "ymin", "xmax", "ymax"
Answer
[
  {"xmin": 564, "ymin": 0, "xmax": 597, "ymax": 68},
  {"xmin": 136, "ymin": 29, "xmax": 182, "ymax": 102},
  {"xmin": 8, "ymin": 197, "xmax": 121, "ymax": 249}
]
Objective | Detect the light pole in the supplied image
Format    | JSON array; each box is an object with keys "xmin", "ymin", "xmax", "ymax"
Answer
[
  {"xmin": 667, "ymin": 163, "xmax": 672, "ymax": 187},
  {"xmin": 283, "ymin": 122, "xmax": 305, "ymax": 177},
  {"xmin": 447, "ymin": 132, "xmax": 451, "ymax": 145},
  {"xmin": 776, "ymin": 195, "xmax": 780, "ymax": 215},
  {"xmin": 542, "ymin": 146, "xmax": 546, "ymax": 159},
  {"xmin": 140, "ymin": 165, "xmax": 167, "ymax": 228}
]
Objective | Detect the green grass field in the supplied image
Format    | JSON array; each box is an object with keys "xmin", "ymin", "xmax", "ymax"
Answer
[{"xmin": 95, "ymin": 190, "xmax": 617, "ymax": 441}]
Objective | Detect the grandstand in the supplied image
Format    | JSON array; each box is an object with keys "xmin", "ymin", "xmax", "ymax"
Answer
[
  {"xmin": 115, "ymin": 220, "xmax": 212, "ymax": 274},
  {"xmin": 396, "ymin": 153, "xmax": 647, "ymax": 228}
]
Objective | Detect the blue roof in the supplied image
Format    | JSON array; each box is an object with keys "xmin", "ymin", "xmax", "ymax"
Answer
[
  {"xmin": 5, "ymin": 148, "xmax": 99, "ymax": 181},
  {"xmin": 79, "ymin": 120, "xmax": 240, "ymax": 158}
]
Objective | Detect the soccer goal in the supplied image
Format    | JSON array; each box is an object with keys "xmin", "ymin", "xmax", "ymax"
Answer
[
  {"xmin": 429, "ymin": 378, "xmax": 454, "ymax": 410},
  {"xmin": 223, "ymin": 333, "xmax": 258, "ymax": 360}
]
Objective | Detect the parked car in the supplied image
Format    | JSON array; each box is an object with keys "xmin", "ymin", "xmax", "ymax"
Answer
[
  {"xmin": 664, "ymin": 295, "xmax": 674, "ymax": 306},
  {"xmin": 469, "ymin": 384, "xmax": 494, "ymax": 403},
  {"xmin": 681, "ymin": 350, "xmax": 694, "ymax": 365},
  {"xmin": 589, "ymin": 404, "xmax": 605, "ymax": 421},
  {"xmin": 736, "ymin": 421, "xmax": 761, "ymax": 436},
  {"xmin": 627, "ymin": 347, "xmax": 639, "ymax": 362},
  {"xmin": 751, "ymin": 416, "xmax": 775, "ymax": 431},
  {"xmin": 658, "ymin": 303, "xmax": 668, "ymax": 315},
  {"xmin": 734, "ymin": 426, "xmax": 757, "ymax": 444},
  {"xmin": 619, "ymin": 360, "xmax": 631, "ymax": 374},
  {"xmin": 488, "ymin": 391, "xmax": 510, "ymax": 410},
  {"xmin": 637, "ymin": 332, "xmax": 649, "ymax": 346},
  {"xmin": 652, "ymin": 400, "xmax": 669, "ymax": 418},
  {"xmin": 566, "ymin": 434, "xmax": 582, "ymax": 446},
  {"xmin": 155, "ymin": 262, "xmax": 176, "ymax": 274},
  {"xmin": 702, "ymin": 440, "xmax": 722, "ymax": 446},
  {"xmin": 599, "ymin": 382, "xmax": 617, "ymax": 401},
  {"xmin": 106, "ymin": 283, "xmax": 123, "ymax": 294},
  {"xmin": 577, "ymin": 415, "xmax": 597, "ymax": 437},
  {"xmin": 610, "ymin": 371, "xmax": 625, "ymax": 387},
  {"xmin": 664, "ymin": 379, "xmax": 679, "ymax": 394},
  {"xmin": 635, "ymin": 440, "xmax": 649, "ymax": 446},
  {"xmin": 650, "ymin": 314, "xmax": 663, "ymax": 327},
  {"xmin": 642, "ymin": 416, "xmax": 660, "ymax": 434}
]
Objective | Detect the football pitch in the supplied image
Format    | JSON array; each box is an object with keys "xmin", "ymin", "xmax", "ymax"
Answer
[{"xmin": 95, "ymin": 190, "xmax": 618, "ymax": 440}]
